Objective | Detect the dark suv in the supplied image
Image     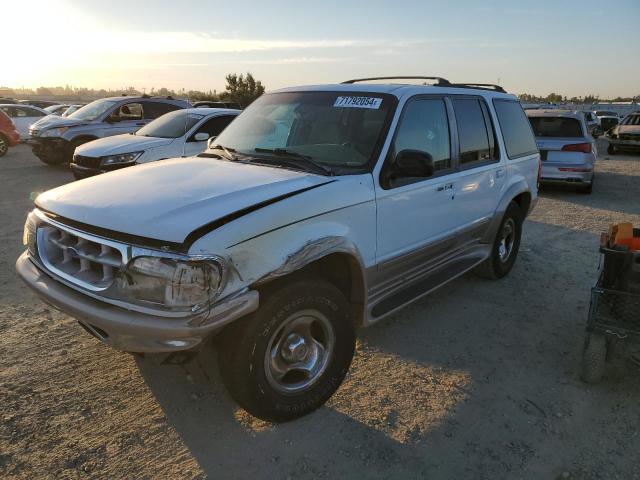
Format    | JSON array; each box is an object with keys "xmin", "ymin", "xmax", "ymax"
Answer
[{"xmin": 28, "ymin": 96, "xmax": 190, "ymax": 165}]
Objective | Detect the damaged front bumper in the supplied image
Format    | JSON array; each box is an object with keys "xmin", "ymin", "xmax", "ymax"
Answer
[
  {"xmin": 16, "ymin": 251, "xmax": 259, "ymax": 353},
  {"xmin": 27, "ymin": 137, "xmax": 68, "ymax": 163}
]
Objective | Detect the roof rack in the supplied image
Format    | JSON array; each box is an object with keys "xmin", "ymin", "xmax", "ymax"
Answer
[
  {"xmin": 341, "ymin": 76, "xmax": 451, "ymax": 85},
  {"xmin": 447, "ymin": 83, "xmax": 506, "ymax": 93}
]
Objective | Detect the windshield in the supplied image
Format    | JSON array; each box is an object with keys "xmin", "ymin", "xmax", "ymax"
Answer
[
  {"xmin": 209, "ymin": 91, "xmax": 396, "ymax": 171},
  {"xmin": 136, "ymin": 110, "xmax": 204, "ymax": 138},
  {"xmin": 67, "ymin": 99, "xmax": 117, "ymax": 121},
  {"xmin": 595, "ymin": 111, "xmax": 617, "ymax": 116},
  {"xmin": 528, "ymin": 117, "xmax": 584, "ymax": 137},
  {"xmin": 621, "ymin": 114, "xmax": 640, "ymax": 126}
]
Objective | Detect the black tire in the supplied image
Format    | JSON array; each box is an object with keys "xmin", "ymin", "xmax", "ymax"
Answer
[
  {"xmin": 0, "ymin": 134, "xmax": 8, "ymax": 157},
  {"xmin": 218, "ymin": 276, "xmax": 355, "ymax": 422},
  {"xmin": 581, "ymin": 334, "xmax": 607, "ymax": 384},
  {"xmin": 607, "ymin": 144, "xmax": 616, "ymax": 155},
  {"xmin": 64, "ymin": 137, "xmax": 93, "ymax": 164},
  {"xmin": 578, "ymin": 176, "xmax": 594, "ymax": 194},
  {"xmin": 38, "ymin": 155, "xmax": 66, "ymax": 166},
  {"xmin": 474, "ymin": 201, "xmax": 523, "ymax": 280}
]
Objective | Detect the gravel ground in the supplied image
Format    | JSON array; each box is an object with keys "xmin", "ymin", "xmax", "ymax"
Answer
[{"xmin": 1, "ymin": 142, "xmax": 639, "ymax": 479}]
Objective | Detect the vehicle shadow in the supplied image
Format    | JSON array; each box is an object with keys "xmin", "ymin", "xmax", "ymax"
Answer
[
  {"xmin": 136, "ymin": 220, "xmax": 640, "ymax": 479},
  {"xmin": 539, "ymin": 171, "xmax": 640, "ymax": 217}
]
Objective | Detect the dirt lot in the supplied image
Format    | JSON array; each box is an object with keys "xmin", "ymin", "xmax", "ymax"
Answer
[{"xmin": 1, "ymin": 143, "xmax": 639, "ymax": 479}]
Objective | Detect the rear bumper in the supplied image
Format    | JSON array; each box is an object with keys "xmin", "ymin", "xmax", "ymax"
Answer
[
  {"xmin": 3, "ymin": 129, "xmax": 20, "ymax": 146},
  {"xmin": 16, "ymin": 251, "xmax": 259, "ymax": 353},
  {"xmin": 540, "ymin": 162, "xmax": 593, "ymax": 185}
]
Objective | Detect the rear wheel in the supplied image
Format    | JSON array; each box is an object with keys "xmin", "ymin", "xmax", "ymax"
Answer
[
  {"xmin": 607, "ymin": 144, "xmax": 616, "ymax": 155},
  {"xmin": 474, "ymin": 201, "xmax": 523, "ymax": 280},
  {"xmin": 218, "ymin": 277, "xmax": 355, "ymax": 422},
  {"xmin": 0, "ymin": 134, "xmax": 8, "ymax": 157}
]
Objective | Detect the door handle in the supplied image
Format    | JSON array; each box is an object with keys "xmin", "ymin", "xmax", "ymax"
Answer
[
  {"xmin": 437, "ymin": 183, "xmax": 454, "ymax": 192},
  {"xmin": 496, "ymin": 169, "xmax": 505, "ymax": 178},
  {"xmin": 135, "ymin": 122, "xmax": 145, "ymax": 126}
]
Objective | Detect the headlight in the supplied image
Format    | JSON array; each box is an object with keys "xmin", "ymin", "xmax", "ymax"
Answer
[
  {"xmin": 22, "ymin": 211, "xmax": 37, "ymax": 255},
  {"xmin": 100, "ymin": 151, "xmax": 143, "ymax": 166},
  {"xmin": 39, "ymin": 127, "xmax": 68, "ymax": 137},
  {"xmin": 117, "ymin": 256, "xmax": 224, "ymax": 310}
]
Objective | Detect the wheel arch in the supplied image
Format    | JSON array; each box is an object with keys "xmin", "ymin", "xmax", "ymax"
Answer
[{"xmin": 252, "ymin": 237, "xmax": 368, "ymax": 326}]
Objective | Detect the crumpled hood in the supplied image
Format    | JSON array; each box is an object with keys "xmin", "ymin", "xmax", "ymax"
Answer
[
  {"xmin": 31, "ymin": 114, "xmax": 87, "ymax": 131},
  {"xmin": 617, "ymin": 125, "xmax": 640, "ymax": 134},
  {"xmin": 75, "ymin": 134, "xmax": 174, "ymax": 156},
  {"xmin": 35, "ymin": 157, "xmax": 330, "ymax": 244}
]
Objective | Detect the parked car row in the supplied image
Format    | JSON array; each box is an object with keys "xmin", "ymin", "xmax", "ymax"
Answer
[{"xmin": 71, "ymin": 107, "xmax": 239, "ymax": 178}]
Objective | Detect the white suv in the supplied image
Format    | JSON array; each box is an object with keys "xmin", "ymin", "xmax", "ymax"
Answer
[{"xmin": 17, "ymin": 77, "xmax": 540, "ymax": 422}]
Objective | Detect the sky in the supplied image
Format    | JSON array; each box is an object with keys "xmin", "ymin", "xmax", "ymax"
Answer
[{"xmin": 2, "ymin": 0, "xmax": 638, "ymax": 97}]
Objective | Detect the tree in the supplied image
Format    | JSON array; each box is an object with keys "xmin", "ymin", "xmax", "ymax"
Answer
[
  {"xmin": 219, "ymin": 73, "xmax": 265, "ymax": 106},
  {"xmin": 36, "ymin": 87, "xmax": 53, "ymax": 96}
]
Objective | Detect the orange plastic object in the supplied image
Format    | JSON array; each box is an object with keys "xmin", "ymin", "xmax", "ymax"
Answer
[{"xmin": 616, "ymin": 237, "xmax": 640, "ymax": 251}]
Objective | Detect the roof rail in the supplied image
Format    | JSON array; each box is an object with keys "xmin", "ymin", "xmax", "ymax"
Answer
[
  {"xmin": 447, "ymin": 83, "xmax": 506, "ymax": 93},
  {"xmin": 341, "ymin": 76, "xmax": 451, "ymax": 85}
]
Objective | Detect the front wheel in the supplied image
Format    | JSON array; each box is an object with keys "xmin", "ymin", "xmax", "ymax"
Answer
[
  {"xmin": 474, "ymin": 201, "xmax": 523, "ymax": 280},
  {"xmin": 607, "ymin": 144, "xmax": 616, "ymax": 155},
  {"xmin": 218, "ymin": 277, "xmax": 355, "ymax": 422}
]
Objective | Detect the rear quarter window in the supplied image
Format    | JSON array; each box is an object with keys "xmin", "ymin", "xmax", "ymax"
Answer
[{"xmin": 493, "ymin": 100, "xmax": 537, "ymax": 159}]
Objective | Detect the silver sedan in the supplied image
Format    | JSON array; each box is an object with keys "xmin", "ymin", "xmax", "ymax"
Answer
[{"xmin": 526, "ymin": 109, "xmax": 597, "ymax": 194}]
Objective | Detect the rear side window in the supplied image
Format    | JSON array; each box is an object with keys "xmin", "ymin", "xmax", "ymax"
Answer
[
  {"xmin": 451, "ymin": 98, "xmax": 496, "ymax": 165},
  {"xmin": 23, "ymin": 107, "xmax": 46, "ymax": 117},
  {"xmin": 493, "ymin": 100, "xmax": 538, "ymax": 159},
  {"xmin": 528, "ymin": 117, "xmax": 583, "ymax": 137},
  {"xmin": 142, "ymin": 101, "xmax": 183, "ymax": 119},
  {"xmin": 113, "ymin": 102, "xmax": 143, "ymax": 121}
]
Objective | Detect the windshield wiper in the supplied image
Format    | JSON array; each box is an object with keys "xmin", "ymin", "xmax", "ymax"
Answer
[
  {"xmin": 253, "ymin": 148, "xmax": 333, "ymax": 176},
  {"xmin": 208, "ymin": 144, "xmax": 237, "ymax": 161}
]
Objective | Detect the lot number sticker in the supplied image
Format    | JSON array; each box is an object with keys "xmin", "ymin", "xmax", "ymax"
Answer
[{"xmin": 334, "ymin": 96, "xmax": 383, "ymax": 109}]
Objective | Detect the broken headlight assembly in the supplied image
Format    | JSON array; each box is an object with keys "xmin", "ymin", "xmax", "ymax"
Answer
[{"xmin": 117, "ymin": 255, "xmax": 225, "ymax": 312}]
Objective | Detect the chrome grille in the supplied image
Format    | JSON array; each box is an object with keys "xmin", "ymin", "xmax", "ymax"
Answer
[{"xmin": 37, "ymin": 224, "xmax": 124, "ymax": 291}]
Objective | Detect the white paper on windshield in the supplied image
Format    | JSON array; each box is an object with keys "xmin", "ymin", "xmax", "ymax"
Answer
[{"xmin": 333, "ymin": 96, "xmax": 383, "ymax": 109}]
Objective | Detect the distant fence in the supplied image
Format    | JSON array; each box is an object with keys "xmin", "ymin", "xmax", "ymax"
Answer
[{"xmin": 522, "ymin": 102, "xmax": 639, "ymax": 117}]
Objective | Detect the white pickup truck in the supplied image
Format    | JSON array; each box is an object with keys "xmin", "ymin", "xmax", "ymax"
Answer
[{"xmin": 17, "ymin": 77, "xmax": 540, "ymax": 422}]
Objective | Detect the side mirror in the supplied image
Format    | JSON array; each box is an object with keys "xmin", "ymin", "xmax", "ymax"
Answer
[
  {"xmin": 207, "ymin": 136, "xmax": 218, "ymax": 149},
  {"xmin": 194, "ymin": 132, "xmax": 209, "ymax": 142},
  {"xmin": 395, "ymin": 150, "xmax": 434, "ymax": 177}
]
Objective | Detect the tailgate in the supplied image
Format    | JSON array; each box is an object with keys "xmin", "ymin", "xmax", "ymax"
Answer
[{"xmin": 536, "ymin": 137, "xmax": 591, "ymax": 164}]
